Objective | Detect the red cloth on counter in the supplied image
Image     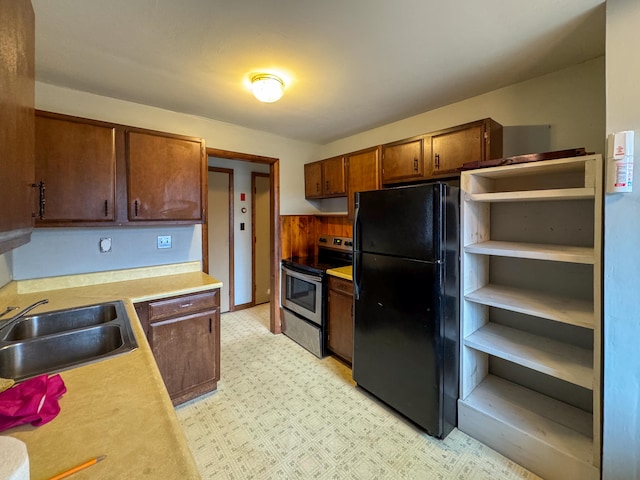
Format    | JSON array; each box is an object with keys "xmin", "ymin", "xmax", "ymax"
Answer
[{"xmin": 0, "ymin": 374, "xmax": 66, "ymax": 432}]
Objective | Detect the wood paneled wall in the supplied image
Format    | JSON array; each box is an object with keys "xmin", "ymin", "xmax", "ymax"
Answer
[
  {"xmin": 317, "ymin": 216, "xmax": 352, "ymax": 237},
  {"xmin": 280, "ymin": 215, "xmax": 353, "ymax": 260},
  {"xmin": 280, "ymin": 215, "xmax": 318, "ymax": 259}
]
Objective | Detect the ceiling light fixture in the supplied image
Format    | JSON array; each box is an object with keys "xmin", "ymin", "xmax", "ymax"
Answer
[{"xmin": 251, "ymin": 74, "xmax": 284, "ymax": 103}]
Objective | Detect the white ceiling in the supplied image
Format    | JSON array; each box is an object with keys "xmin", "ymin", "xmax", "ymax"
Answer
[{"xmin": 32, "ymin": 0, "xmax": 605, "ymax": 144}]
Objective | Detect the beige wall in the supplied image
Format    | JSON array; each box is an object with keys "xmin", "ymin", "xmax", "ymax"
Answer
[
  {"xmin": 33, "ymin": 59, "xmax": 606, "ymax": 219},
  {"xmin": 320, "ymin": 57, "xmax": 605, "ymax": 160},
  {"xmin": 35, "ymin": 82, "xmax": 320, "ymax": 216},
  {"xmin": 603, "ymin": 0, "xmax": 640, "ymax": 478},
  {"xmin": 4, "ymin": 83, "xmax": 322, "ymax": 282},
  {"xmin": 5, "ymin": 58, "xmax": 605, "ymax": 281}
]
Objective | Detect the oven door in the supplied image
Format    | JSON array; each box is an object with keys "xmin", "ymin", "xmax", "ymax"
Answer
[{"xmin": 281, "ymin": 265, "xmax": 323, "ymax": 326}]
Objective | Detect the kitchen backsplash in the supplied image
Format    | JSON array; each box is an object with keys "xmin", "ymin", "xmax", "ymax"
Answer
[{"xmin": 280, "ymin": 215, "xmax": 352, "ymax": 259}]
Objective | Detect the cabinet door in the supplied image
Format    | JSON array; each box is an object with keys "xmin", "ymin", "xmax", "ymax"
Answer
[
  {"xmin": 328, "ymin": 277, "xmax": 354, "ymax": 363},
  {"xmin": 323, "ymin": 156, "xmax": 346, "ymax": 196},
  {"xmin": 126, "ymin": 130, "xmax": 205, "ymax": 221},
  {"xmin": 0, "ymin": 0, "xmax": 34, "ymax": 254},
  {"xmin": 304, "ymin": 161, "xmax": 323, "ymax": 199},
  {"xmin": 431, "ymin": 124, "xmax": 483, "ymax": 176},
  {"xmin": 148, "ymin": 310, "xmax": 219, "ymax": 403},
  {"xmin": 347, "ymin": 147, "xmax": 380, "ymax": 221},
  {"xmin": 381, "ymin": 137, "xmax": 424, "ymax": 184},
  {"xmin": 35, "ymin": 114, "xmax": 116, "ymax": 223}
]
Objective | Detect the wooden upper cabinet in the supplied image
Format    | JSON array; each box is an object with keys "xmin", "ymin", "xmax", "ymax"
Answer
[
  {"xmin": 381, "ymin": 136, "xmax": 426, "ymax": 184},
  {"xmin": 126, "ymin": 130, "xmax": 206, "ymax": 222},
  {"xmin": 304, "ymin": 156, "xmax": 346, "ymax": 199},
  {"xmin": 32, "ymin": 111, "xmax": 207, "ymax": 227},
  {"xmin": 429, "ymin": 118, "xmax": 503, "ymax": 177},
  {"xmin": 35, "ymin": 112, "xmax": 116, "ymax": 224},
  {"xmin": 304, "ymin": 161, "xmax": 323, "ymax": 199},
  {"xmin": 0, "ymin": 0, "xmax": 35, "ymax": 254},
  {"xmin": 347, "ymin": 146, "xmax": 380, "ymax": 221},
  {"xmin": 323, "ymin": 156, "xmax": 346, "ymax": 196}
]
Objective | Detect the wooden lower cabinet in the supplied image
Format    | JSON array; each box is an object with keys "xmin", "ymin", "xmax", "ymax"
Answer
[
  {"xmin": 327, "ymin": 276, "xmax": 354, "ymax": 364},
  {"xmin": 135, "ymin": 289, "xmax": 220, "ymax": 405}
]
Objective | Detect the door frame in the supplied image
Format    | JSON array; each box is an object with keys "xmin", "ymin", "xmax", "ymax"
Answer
[
  {"xmin": 206, "ymin": 166, "xmax": 235, "ymax": 312},
  {"xmin": 252, "ymin": 172, "xmax": 270, "ymax": 306},
  {"xmin": 203, "ymin": 148, "xmax": 282, "ymax": 334}
]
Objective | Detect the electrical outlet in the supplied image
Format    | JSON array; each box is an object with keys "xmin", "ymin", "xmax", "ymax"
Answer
[{"xmin": 157, "ymin": 235, "xmax": 172, "ymax": 249}]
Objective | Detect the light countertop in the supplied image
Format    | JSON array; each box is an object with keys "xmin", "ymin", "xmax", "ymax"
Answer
[
  {"xmin": 326, "ymin": 265, "xmax": 353, "ymax": 281},
  {"xmin": 0, "ymin": 262, "xmax": 221, "ymax": 480}
]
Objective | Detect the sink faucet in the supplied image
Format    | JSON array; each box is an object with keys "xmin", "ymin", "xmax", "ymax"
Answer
[{"xmin": 0, "ymin": 299, "xmax": 49, "ymax": 335}]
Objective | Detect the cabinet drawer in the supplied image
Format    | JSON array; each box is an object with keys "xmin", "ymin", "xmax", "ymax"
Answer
[
  {"xmin": 328, "ymin": 276, "xmax": 353, "ymax": 295},
  {"xmin": 148, "ymin": 290, "xmax": 219, "ymax": 322}
]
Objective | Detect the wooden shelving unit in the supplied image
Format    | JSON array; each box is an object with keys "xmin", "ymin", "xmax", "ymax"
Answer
[{"xmin": 459, "ymin": 155, "xmax": 602, "ymax": 480}]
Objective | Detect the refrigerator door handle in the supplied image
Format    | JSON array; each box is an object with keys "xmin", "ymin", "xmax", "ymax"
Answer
[
  {"xmin": 353, "ymin": 197, "xmax": 361, "ymax": 300},
  {"xmin": 353, "ymin": 254, "xmax": 361, "ymax": 300},
  {"xmin": 353, "ymin": 253, "xmax": 360, "ymax": 300},
  {"xmin": 353, "ymin": 196, "xmax": 361, "ymax": 252}
]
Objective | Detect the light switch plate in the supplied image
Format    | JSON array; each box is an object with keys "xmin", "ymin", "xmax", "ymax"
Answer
[{"xmin": 157, "ymin": 235, "xmax": 172, "ymax": 249}]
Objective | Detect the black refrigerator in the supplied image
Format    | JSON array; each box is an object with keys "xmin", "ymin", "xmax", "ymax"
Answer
[{"xmin": 352, "ymin": 181, "xmax": 459, "ymax": 439}]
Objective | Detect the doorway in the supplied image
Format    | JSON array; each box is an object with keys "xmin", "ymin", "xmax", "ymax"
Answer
[
  {"xmin": 252, "ymin": 172, "xmax": 271, "ymax": 305},
  {"xmin": 207, "ymin": 168, "xmax": 234, "ymax": 313},
  {"xmin": 202, "ymin": 148, "xmax": 282, "ymax": 334}
]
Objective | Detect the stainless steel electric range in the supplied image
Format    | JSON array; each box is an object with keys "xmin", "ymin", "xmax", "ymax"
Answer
[{"xmin": 280, "ymin": 235, "xmax": 353, "ymax": 357}]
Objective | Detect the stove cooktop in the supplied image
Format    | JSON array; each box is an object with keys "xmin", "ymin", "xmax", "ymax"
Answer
[
  {"xmin": 282, "ymin": 235, "xmax": 353, "ymax": 276},
  {"xmin": 281, "ymin": 255, "xmax": 351, "ymax": 276}
]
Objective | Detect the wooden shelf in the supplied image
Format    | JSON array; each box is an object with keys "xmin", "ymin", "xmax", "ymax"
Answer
[
  {"xmin": 465, "ymin": 323, "xmax": 593, "ymax": 389},
  {"xmin": 460, "ymin": 155, "xmax": 603, "ymax": 478},
  {"xmin": 458, "ymin": 375, "xmax": 597, "ymax": 479},
  {"xmin": 465, "ymin": 187, "xmax": 594, "ymax": 203},
  {"xmin": 468, "ymin": 155, "xmax": 596, "ymax": 180},
  {"xmin": 465, "ymin": 240, "xmax": 595, "ymax": 264},
  {"xmin": 465, "ymin": 284, "xmax": 595, "ymax": 329}
]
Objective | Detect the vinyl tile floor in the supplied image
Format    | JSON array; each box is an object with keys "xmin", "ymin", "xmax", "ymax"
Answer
[{"xmin": 176, "ymin": 303, "xmax": 541, "ymax": 480}]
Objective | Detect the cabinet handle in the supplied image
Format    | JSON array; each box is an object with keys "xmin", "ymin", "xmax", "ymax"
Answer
[
  {"xmin": 134, "ymin": 200, "xmax": 139, "ymax": 216},
  {"xmin": 435, "ymin": 153, "xmax": 440, "ymax": 169},
  {"xmin": 180, "ymin": 303, "xmax": 193, "ymax": 308},
  {"xmin": 316, "ymin": 183, "xmax": 320, "ymax": 193},
  {"xmin": 104, "ymin": 200, "xmax": 108, "ymax": 217},
  {"xmin": 209, "ymin": 317, "xmax": 212, "ymax": 333},
  {"xmin": 35, "ymin": 181, "xmax": 45, "ymax": 220},
  {"xmin": 325, "ymin": 180, "xmax": 329, "ymax": 191},
  {"xmin": 413, "ymin": 158, "xmax": 418, "ymax": 171}
]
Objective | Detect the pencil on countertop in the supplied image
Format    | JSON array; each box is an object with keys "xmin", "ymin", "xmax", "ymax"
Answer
[{"xmin": 48, "ymin": 454, "xmax": 106, "ymax": 480}]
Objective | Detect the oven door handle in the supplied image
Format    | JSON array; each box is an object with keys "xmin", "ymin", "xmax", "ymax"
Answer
[{"xmin": 282, "ymin": 267, "xmax": 322, "ymax": 284}]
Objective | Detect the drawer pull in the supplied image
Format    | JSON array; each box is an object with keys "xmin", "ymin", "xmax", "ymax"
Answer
[{"xmin": 180, "ymin": 303, "xmax": 193, "ymax": 308}]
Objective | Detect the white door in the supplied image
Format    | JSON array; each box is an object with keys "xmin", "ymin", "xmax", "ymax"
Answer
[
  {"xmin": 253, "ymin": 173, "xmax": 271, "ymax": 305},
  {"xmin": 208, "ymin": 169, "xmax": 232, "ymax": 312}
]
